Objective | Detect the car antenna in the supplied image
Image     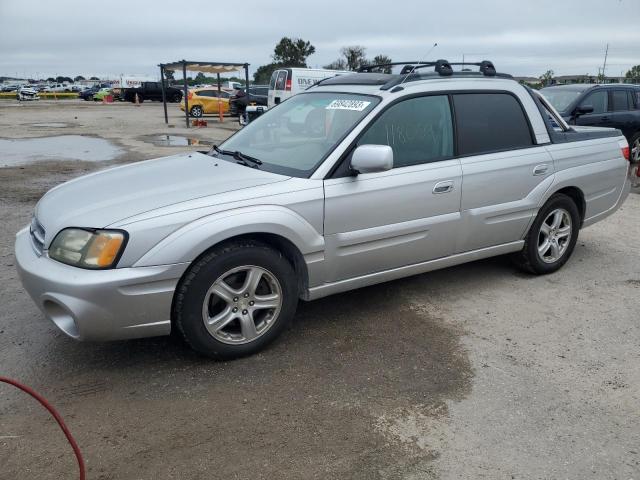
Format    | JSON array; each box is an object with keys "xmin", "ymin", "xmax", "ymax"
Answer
[{"xmin": 398, "ymin": 42, "xmax": 438, "ymax": 86}]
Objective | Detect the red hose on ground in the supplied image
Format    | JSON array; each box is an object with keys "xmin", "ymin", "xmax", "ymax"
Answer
[{"xmin": 0, "ymin": 376, "xmax": 86, "ymax": 480}]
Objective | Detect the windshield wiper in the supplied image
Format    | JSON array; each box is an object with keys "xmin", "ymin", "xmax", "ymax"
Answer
[{"xmin": 213, "ymin": 145, "xmax": 263, "ymax": 167}]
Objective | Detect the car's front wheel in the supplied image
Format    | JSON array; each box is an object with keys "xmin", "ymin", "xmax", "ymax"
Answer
[
  {"xmin": 173, "ymin": 241, "xmax": 298, "ymax": 359},
  {"xmin": 515, "ymin": 193, "xmax": 580, "ymax": 274},
  {"xmin": 190, "ymin": 105, "xmax": 203, "ymax": 117}
]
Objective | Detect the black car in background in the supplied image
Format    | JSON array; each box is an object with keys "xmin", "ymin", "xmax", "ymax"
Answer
[
  {"xmin": 78, "ymin": 83, "xmax": 111, "ymax": 101},
  {"xmin": 541, "ymin": 84, "xmax": 640, "ymax": 162},
  {"xmin": 122, "ymin": 81, "xmax": 183, "ymax": 103},
  {"xmin": 229, "ymin": 85, "xmax": 268, "ymax": 116}
]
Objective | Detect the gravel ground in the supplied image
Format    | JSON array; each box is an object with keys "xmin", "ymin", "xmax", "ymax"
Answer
[{"xmin": 1, "ymin": 101, "xmax": 638, "ymax": 479}]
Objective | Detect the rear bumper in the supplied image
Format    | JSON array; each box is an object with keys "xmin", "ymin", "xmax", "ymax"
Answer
[{"xmin": 15, "ymin": 228, "xmax": 189, "ymax": 341}]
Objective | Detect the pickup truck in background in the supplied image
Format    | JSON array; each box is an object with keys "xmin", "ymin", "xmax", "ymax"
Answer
[
  {"xmin": 15, "ymin": 59, "xmax": 636, "ymax": 359},
  {"xmin": 121, "ymin": 81, "xmax": 183, "ymax": 103},
  {"xmin": 229, "ymin": 85, "xmax": 269, "ymax": 116}
]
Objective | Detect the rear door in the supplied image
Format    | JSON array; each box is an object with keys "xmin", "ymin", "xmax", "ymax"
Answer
[
  {"xmin": 268, "ymin": 70, "xmax": 288, "ymax": 108},
  {"xmin": 323, "ymin": 94, "xmax": 462, "ymax": 282},
  {"xmin": 454, "ymin": 92, "xmax": 555, "ymax": 253},
  {"xmin": 144, "ymin": 82, "xmax": 161, "ymax": 100},
  {"xmin": 608, "ymin": 89, "xmax": 637, "ymax": 139}
]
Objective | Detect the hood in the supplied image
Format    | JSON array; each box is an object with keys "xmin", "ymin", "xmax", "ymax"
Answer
[{"xmin": 36, "ymin": 152, "xmax": 289, "ymax": 243}]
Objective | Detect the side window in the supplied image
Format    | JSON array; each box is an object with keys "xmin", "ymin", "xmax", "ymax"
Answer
[
  {"xmin": 218, "ymin": 91, "xmax": 230, "ymax": 98},
  {"xmin": 197, "ymin": 90, "xmax": 214, "ymax": 97},
  {"xmin": 275, "ymin": 71, "xmax": 287, "ymax": 90},
  {"xmin": 581, "ymin": 90, "xmax": 607, "ymax": 114},
  {"xmin": 635, "ymin": 91, "xmax": 640, "ymax": 109},
  {"xmin": 453, "ymin": 93, "xmax": 533, "ymax": 156},
  {"xmin": 612, "ymin": 90, "xmax": 629, "ymax": 111},
  {"xmin": 628, "ymin": 91, "xmax": 637, "ymax": 110},
  {"xmin": 357, "ymin": 95, "xmax": 454, "ymax": 168}
]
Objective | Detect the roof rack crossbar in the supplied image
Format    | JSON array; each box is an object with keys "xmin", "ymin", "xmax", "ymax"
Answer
[{"xmin": 360, "ymin": 59, "xmax": 498, "ymax": 78}]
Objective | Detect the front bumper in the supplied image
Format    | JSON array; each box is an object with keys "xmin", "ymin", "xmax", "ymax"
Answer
[{"xmin": 15, "ymin": 228, "xmax": 189, "ymax": 341}]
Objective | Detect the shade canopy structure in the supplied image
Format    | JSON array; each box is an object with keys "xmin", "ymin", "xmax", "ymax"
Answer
[{"xmin": 158, "ymin": 60, "xmax": 250, "ymax": 127}]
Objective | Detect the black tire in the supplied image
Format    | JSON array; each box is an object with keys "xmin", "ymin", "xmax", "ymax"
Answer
[
  {"xmin": 173, "ymin": 241, "xmax": 298, "ymax": 359},
  {"xmin": 171, "ymin": 93, "xmax": 182, "ymax": 103},
  {"xmin": 190, "ymin": 105, "xmax": 203, "ymax": 118},
  {"xmin": 514, "ymin": 193, "xmax": 581, "ymax": 274}
]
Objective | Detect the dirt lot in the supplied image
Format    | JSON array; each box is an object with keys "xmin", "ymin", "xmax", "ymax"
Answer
[{"xmin": 1, "ymin": 100, "xmax": 639, "ymax": 479}]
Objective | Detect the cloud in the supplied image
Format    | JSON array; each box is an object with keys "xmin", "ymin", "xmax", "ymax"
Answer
[{"xmin": 0, "ymin": 0, "xmax": 638, "ymax": 79}]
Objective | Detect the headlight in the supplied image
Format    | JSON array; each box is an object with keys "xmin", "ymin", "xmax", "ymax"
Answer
[{"xmin": 49, "ymin": 228, "xmax": 127, "ymax": 269}]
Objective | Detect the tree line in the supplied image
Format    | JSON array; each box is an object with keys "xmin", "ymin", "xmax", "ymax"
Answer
[{"xmin": 252, "ymin": 37, "xmax": 394, "ymax": 84}]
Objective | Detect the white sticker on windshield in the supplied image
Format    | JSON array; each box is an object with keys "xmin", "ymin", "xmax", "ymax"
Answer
[{"xmin": 326, "ymin": 99, "xmax": 371, "ymax": 111}]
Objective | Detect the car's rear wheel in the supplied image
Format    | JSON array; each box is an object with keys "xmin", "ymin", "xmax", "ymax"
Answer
[
  {"xmin": 173, "ymin": 241, "xmax": 298, "ymax": 359},
  {"xmin": 171, "ymin": 93, "xmax": 182, "ymax": 103},
  {"xmin": 190, "ymin": 105, "xmax": 203, "ymax": 117},
  {"xmin": 515, "ymin": 193, "xmax": 580, "ymax": 274}
]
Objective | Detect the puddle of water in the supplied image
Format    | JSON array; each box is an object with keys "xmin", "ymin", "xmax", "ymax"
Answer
[
  {"xmin": 30, "ymin": 122, "xmax": 70, "ymax": 128},
  {"xmin": 0, "ymin": 135, "xmax": 124, "ymax": 167},
  {"xmin": 146, "ymin": 135, "xmax": 212, "ymax": 147}
]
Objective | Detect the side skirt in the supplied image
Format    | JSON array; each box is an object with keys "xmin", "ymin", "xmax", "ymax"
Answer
[{"xmin": 306, "ymin": 240, "xmax": 524, "ymax": 300}]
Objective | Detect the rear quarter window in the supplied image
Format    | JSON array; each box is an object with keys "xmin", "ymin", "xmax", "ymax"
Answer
[{"xmin": 453, "ymin": 93, "xmax": 533, "ymax": 156}]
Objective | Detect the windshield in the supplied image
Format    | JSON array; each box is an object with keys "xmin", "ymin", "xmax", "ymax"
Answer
[
  {"xmin": 540, "ymin": 88, "xmax": 583, "ymax": 113},
  {"xmin": 219, "ymin": 92, "xmax": 379, "ymax": 177}
]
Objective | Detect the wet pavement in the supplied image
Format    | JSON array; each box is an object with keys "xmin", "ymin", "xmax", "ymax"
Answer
[
  {"xmin": 141, "ymin": 134, "xmax": 213, "ymax": 147},
  {"xmin": 0, "ymin": 135, "xmax": 124, "ymax": 167}
]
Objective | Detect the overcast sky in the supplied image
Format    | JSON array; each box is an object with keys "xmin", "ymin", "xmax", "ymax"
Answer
[{"xmin": 1, "ymin": 0, "xmax": 638, "ymax": 80}]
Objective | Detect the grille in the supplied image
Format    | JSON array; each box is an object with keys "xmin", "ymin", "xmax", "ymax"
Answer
[{"xmin": 30, "ymin": 216, "xmax": 45, "ymax": 255}]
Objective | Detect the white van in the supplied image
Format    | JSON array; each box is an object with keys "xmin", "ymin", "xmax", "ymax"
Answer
[{"xmin": 267, "ymin": 68, "xmax": 350, "ymax": 108}]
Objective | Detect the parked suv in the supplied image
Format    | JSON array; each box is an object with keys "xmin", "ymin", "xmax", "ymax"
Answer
[
  {"xmin": 16, "ymin": 60, "xmax": 635, "ymax": 359},
  {"xmin": 541, "ymin": 84, "xmax": 640, "ymax": 162},
  {"xmin": 122, "ymin": 81, "xmax": 182, "ymax": 103},
  {"xmin": 229, "ymin": 85, "xmax": 268, "ymax": 116}
]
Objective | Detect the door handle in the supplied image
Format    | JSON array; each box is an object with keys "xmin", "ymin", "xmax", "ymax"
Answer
[
  {"xmin": 533, "ymin": 164, "xmax": 549, "ymax": 176},
  {"xmin": 433, "ymin": 180, "xmax": 454, "ymax": 194},
  {"xmin": 601, "ymin": 116, "xmax": 610, "ymax": 122}
]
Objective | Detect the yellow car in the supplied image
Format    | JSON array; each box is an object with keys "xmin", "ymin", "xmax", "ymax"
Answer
[{"xmin": 180, "ymin": 88, "xmax": 231, "ymax": 117}]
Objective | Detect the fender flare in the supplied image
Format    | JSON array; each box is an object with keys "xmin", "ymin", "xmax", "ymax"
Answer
[{"xmin": 133, "ymin": 205, "xmax": 325, "ymax": 268}]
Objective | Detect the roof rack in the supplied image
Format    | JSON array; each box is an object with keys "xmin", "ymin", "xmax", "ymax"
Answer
[{"xmin": 308, "ymin": 59, "xmax": 513, "ymax": 91}]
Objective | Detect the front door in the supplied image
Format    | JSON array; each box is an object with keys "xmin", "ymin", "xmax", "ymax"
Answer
[
  {"xmin": 323, "ymin": 94, "xmax": 462, "ymax": 282},
  {"xmin": 574, "ymin": 89, "xmax": 610, "ymax": 128}
]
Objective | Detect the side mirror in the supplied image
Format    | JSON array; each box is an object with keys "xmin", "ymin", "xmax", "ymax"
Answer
[
  {"xmin": 350, "ymin": 144, "xmax": 394, "ymax": 174},
  {"xmin": 575, "ymin": 105, "xmax": 594, "ymax": 116}
]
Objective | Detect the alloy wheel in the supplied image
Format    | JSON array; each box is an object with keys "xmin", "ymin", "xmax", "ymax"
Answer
[
  {"xmin": 537, "ymin": 208, "xmax": 572, "ymax": 263},
  {"xmin": 201, "ymin": 265, "xmax": 283, "ymax": 345},
  {"xmin": 632, "ymin": 138, "xmax": 640, "ymax": 163}
]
